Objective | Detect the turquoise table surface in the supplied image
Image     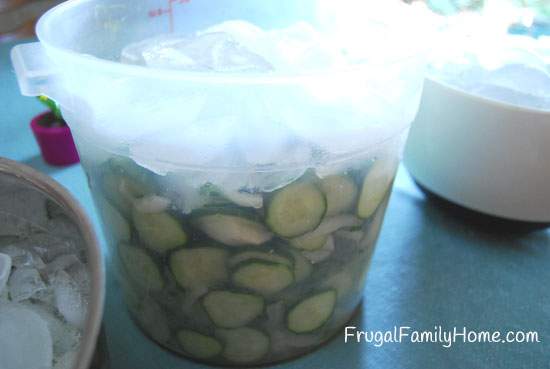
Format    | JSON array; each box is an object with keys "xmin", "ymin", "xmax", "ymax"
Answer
[{"xmin": 1, "ymin": 40, "xmax": 549, "ymax": 369}]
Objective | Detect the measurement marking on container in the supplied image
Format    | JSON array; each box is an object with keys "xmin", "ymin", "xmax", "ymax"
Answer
[{"xmin": 148, "ymin": 0, "xmax": 190, "ymax": 33}]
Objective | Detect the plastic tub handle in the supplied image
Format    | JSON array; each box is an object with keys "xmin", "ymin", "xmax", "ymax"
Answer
[{"xmin": 11, "ymin": 42, "xmax": 57, "ymax": 98}]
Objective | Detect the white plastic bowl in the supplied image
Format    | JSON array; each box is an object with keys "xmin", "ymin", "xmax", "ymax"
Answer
[{"xmin": 404, "ymin": 77, "xmax": 550, "ymax": 223}]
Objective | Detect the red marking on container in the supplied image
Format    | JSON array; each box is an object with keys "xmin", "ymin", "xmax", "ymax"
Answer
[{"xmin": 148, "ymin": 0, "xmax": 190, "ymax": 32}]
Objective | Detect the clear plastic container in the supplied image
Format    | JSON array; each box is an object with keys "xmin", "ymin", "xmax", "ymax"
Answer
[{"xmin": 12, "ymin": 0, "xmax": 426, "ymax": 365}]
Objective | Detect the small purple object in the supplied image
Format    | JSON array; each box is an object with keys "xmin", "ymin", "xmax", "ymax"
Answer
[{"xmin": 30, "ymin": 111, "xmax": 80, "ymax": 166}]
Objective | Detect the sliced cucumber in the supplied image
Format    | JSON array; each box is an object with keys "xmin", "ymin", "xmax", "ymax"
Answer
[
  {"xmin": 360, "ymin": 195, "xmax": 389, "ymax": 250},
  {"xmin": 290, "ymin": 234, "xmax": 328, "ymax": 251},
  {"xmin": 310, "ymin": 214, "xmax": 363, "ymax": 237},
  {"xmin": 287, "ymin": 290, "xmax": 337, "ymax": 333},
  {"xmin": 322, "ymin": 269, "xmax": 355, "ymax": 300},
  {"xmin": 133, "ymin": 195, "xmax": 171, "ymax": 214},
  {"xmin": 101, "ymin": 173, "xmax": 133, "ymax": 216},
  {"xmin": 216, "ymin": 327, "xmax": 270, "ymax": 364},
  {"xmin": 118, "ymin": 243, "xmax": 164, "ymax": 292},
  {"xmin": 290, "ymin": 214, "xmax": 362, "ymax": 248},
  {"xmin": 108, "ymin": 157, "xmax": 159, "ymax": 193},
  {"xmin": 232, "ymin": 262, "xmax": 294, "ymax": 295},
  {"xmin": 133, "ymin": 209, "xmax": 187, "ymax": 253},
  {"xmin": 334, "ymin": 229, "xmax": 364, "ymax": 244},
  {"xmin": 357, "ymin": 157, "xmax": 398, "ymax": 219},
  {"xmin": 97, "ymin": 197, "xmax": 130, "ymax": 243},
  {"xmin": 301, "ymin": 235, "xmax": 335, "ymax": 264},
  {"xmin": 287, "ymin": 248, "xmax": 313, "ymax": 283},
  {"xmin": 228, "ymin": 251, "xmax": 292, "ymax": 269},
  {"xmin": 193, "ymin": 214, "xmax": 272, "ymax": 247},
  {"xmin": 266, "ymin": 182, "xmax": 326, "ymax": 238},
  {"xmin": 320, "ymin": 175, "xmax": 359, "ymax": 217},
  {"xmin": 109, "ymin": 156, "xmax": 154, "ymax": 182},
  {"xmin": 102, "ymin": 173, "xmax": 154, "ymax": 216},
  {"xmin": 177, "ymin": 330, "xmax": 222, "ymax": 359},
  {"xmin": 170, "ymin": 247, "xmax": 228, "ymax": 290},
  {"xmin": 135, "ymin": 298, "xmax": 171, "ymax": 344},
  {"xmin": 203, "ymin": 290, "xmax": 264, "ymax": 328},
  {"xmin": 220, "ymin": 189, "xmax": 263, "ymax": 209}
]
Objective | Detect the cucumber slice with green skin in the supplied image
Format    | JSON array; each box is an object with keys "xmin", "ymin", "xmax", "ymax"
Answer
[
  {"xmin": 216, "ymin": 327, "xmax": 270, "ymax": 364},
  {"xmin": 266, "ymin": 182, "xmax": 326, "ymax": 238},
  {"xmin": 286, "ymin": 248, "xmax": 313, "ymax": 283},
  {"xmin": 108, "ymin": 156, "xmax": 159, "ymax": 190},
  {"xmin": 334, "ymin": 229, "xmax": 364, "ymax": 244},
  {"xmin": 203, "ymin": 290, "xmax": 264, "ymax": 328},
  {"xmin": 102, "ymin": 173, "xmax": 154, "ymax": 216},
  {"xmin": 320, "ymin": 175, "xmax": 359, "ymax": 217},
  {"xmin": 360, "ymin": 194, "xmax": 389, "ymax": 250},
  {"xmin": 357, "ymin": 157, "xmax": 398, "ymax": 219},
  {"xmin": 232, "ymin": 262, "xmax": 294, "ymax": 295},
  {"xmin": 170, "ymin": 248, "xmax": 228, "ymax": 290},
  {"xmin": 133, "ymin": 195, "xmax": 171, "ymax": 214},
  {"xmin": 228, "ymin": 251, "xmax": 293, "ymax": 269},
  {"xmin": 133, "ymin": 209, "xmax": 187, "ymax": 253},
  {"xmin": 301, "ymin": 235, "xmax": 335, "ymax": 264},
  {"xmin": 220, "ymin": 189, "xmax": 263, "ymax": 209},
  {"xmin": 290, "ymin": 214, "xmax": 362, "ymax": 247},
  {"xmin": 97, "ymin": 197, "xmax": 130, "ymax": 243},
  {"xmin": 101, "ymin": 174, "xmax": 135, "ymax": 216},
  {"xmin": 290, "ymin": 233, "xmax": 328, "ymax": 251},
  {"xmin": 177, "ymin": 330, "xmax": 222, "ymax": 359},
  {"xmin": 118, "ymin": 244, "xmax": 164, "ymax": 292},
  {"xmin": 193, "ymin": 214, "xmax": 272, "ymax": 247},
  {"xmin": 287, "ymin": 290, "xmax": 337, "ymax": 334},
  {"xmin": 135, "ymin": 298, "xmax": 171, "ymax": 344}
]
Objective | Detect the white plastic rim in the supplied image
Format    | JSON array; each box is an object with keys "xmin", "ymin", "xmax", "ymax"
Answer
[{"xmin": 0, "ymin": 158, "xmax": 105, "ymax": 369}]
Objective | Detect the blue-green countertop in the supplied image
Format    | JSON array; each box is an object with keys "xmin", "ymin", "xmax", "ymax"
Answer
[{"xmin": 1, "ymin": 40, "xmax": 549, "ymax": 369}]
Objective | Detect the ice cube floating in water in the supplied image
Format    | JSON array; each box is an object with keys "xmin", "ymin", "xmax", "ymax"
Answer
[
  {"xmin": 121, "ymin": 20, "xmax": 347, "ymax": 73},
  {"xmin": 0, "ymin": 173, "xmax": 91, "ymax": 369},
  {"xmin": 428, "ymin": 24, "xmax": 550, "ymax": 111},
  {"xmin": 111, "ymin": 20, "xmax": 419, "ymax": 179}
]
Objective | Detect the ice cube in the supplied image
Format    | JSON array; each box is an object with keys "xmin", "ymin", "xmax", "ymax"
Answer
[
  {"xmin": 22, "ymin": 302, "xmax": 81, "ymax": 357},
  {"xmin": 8, "ymin": 266, "xmax": 47, "ymax": 302},
  {"xmin": 65, "ymin": 261, "xmax": 90, "ymax": 298},
  {"xmin": 0, "ymin": 211, "xmax": 43, "ymax": 237},
  {"xmin": 53, "ymin": 271, "xmax": 88, "ymax": 328},
  {"xmin": 472, "ymin": 84, "xmax": 550, "ymax": 110},
  {"xmin": 481, "ymin": 63, "xmax": 550, "ymax": 96},
  {"xmin": 264, "ymin": 22, "xmax": 344, "ymax": 71},
  {"xmin": 0, "ymin": 303, "xmax": 53, "ymax": 369},
  {"xmin": 201, "ymin": 20, "xmax": 266, "ymax": 50},
  {"xmin": 429, "ymin": 33, "xmax": 550, "ymax": 110},
  {"xmin": 17, "ymin": 235, "xmax": 77, "ymax": 263},
  {"xmin": 0, "ymin": 244, "xmax": 46, "ymax": 269},
  {"xmin": 46, "ymin": 214, "xmax": 82, "ymax": 242},
  {"xmin": 125, "ymin": 32, "xmax": 273, "ymax": 72},
  {"xmin": 46, "ymin": 254, "xmax": 80, "ymax": 274},
  {"xmin": 0, "ymin": 253, "xmax": 12, "ymax": 294},
  {"xmin": 470, "ymin": 64, "xmax": 550, "ymax": 110}
]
